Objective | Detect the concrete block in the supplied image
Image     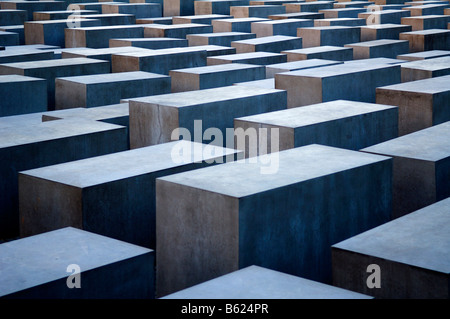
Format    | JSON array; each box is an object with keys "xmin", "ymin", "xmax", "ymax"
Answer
[
  {"xmin": 65, "ymin": 25, "xmax": 145, "ymax": 48},
  {"xmin": 143, "ymin": 23, "xmax": 213, "ymax": 39},
  {"xmin": 231, "ymin": 35, "xmax": 302, "ymax": 53},
  {"xmin": 18, "ymin": 141, "xmax": 240, "ymax": 248},
  {"xmin": 399, "ymin": 29, "xmax": 450, "ymax": 52},
  {"xmin": 376, "ymin": 74, "xmax": 450, "ymax": 135},
  {"xmin": 333, "ymin": 1, "xmax": 375, "ymax": 8},
  {"xmin": 358, "ymin": 9, "xmax": 410, "ymax": 25},
  {"xmin": 344, "ymin": 57, "xmax": 406, "ymax": 66},
  {"xmin": 285, "ymin": 1, "xmax": 335, "ymax": 13},
  {"xmin": 172, "ymin": 14, "xmax": 232, "ymax": 25},
  {"xmin": 189, "ymin": 44, "xmax": 236, "ymax": 56},
  {"xmin": 187, "ymin": 32, "xmax": 256, "ymax": 47},
  {"xmin": 332, "ymin": 198, "xmax": 450, "ymax": 299},
  {"xmin": 207, "ymin": 51, "xmax": 287, "ymax": 65},
  {"xmin": 212, "ymin": 17, "xmax": 269, "ymax": 32},
  {"xmin": 314, "ymin": 17, "xmax": 367, "ymax": 27},
  {"xmin": 71, "ymin": 13, "xmax": 136, "ymax": 26},
  {"xmin": 155, "ymin": 144, "xmax": 392, "ymax": 296},
  {"xmin": 0, "ymin": 57, "xmax": 110, "ymax": 110},
  {"xmin": 0, "ymin": 227, "xmax": 154, "ymax": 299},
  {"xmin": 275, "ymin": 63, "xmax": 401, "ymax": 107},
  {"xmin": 230, "ymin": 5, "xmax": 286, "ymax": 18},
  {"xmin": 163, "ymin": 266, "xmax": 372, "ymax": 299},
  {"xmin": 109, "ymin": 37, "xmax": 187, "ymax": 49},
  {"xmin": 169, "ymin": 63, "xmax": 266, "ymax": 92},
  {"xmin": 265, "ymin": 58, "xmax": 342, "ymax": 78},
  {"xmin": 194, "ymin": 0, "xmax": 250, "ymax": 15},
  {"xmin": 1, "ymin": 1, "xmax": 67, "ymax": 20},
  {"xmin": 0, "ymin": 118, "xmax": 128, "ymax": 240},
  {"xmin": 403, "ymin": 3, "xmax": 450, "ymax": 16},
  {"xmin": 319, "ymin": 8, "xmax": 367, "ymax": 18},
  {"xmin": 0, "ymin": 9, "xmax": 27, "ymax": 26},
  {"xmin": 128, "ymin": 85, "xmax": 286, "ymax": 148},
  {"xmin": 251, "ymin": 19, "xmax": 314, "ymax": 37},
  {"xmin": 55, "ymin": 71, "xmax": 171, "ymax": 109},
  {"xmin": 61, "ymin": 46, "xmax": 153, "ymax": 65},
  {"xmin": 397, "ymin": 49, "xmax": 450, "ymax": 61},
  {"xmin": 111, "ymin": 47, "xmax": 207, "ymax": 75},
  {"xmin": 0, "ymin": 48, "xmax": 54, "ymax": 64},
  {"xmin": 282, "ymin": 45, "xmax": 354, "ymax": 61},
  {"xmin": 360, "ymin": 23, "xmax": 412, "ymax": 41},
  {"xmin": 136, "ymin": 17, "xmax": 173, "ymax": 25},
  {"xmin": 401, "ymin": 14, "xmax": 450, "ymax": 31},
  {"xmin": 0, "ymin": 25, "xmax": 24, "ymax": 45},
  {"xmin": 298, "ymin": 26, "xmax": 361, "ymax": 48},
  {"xmin": 164, "ymin": 0, "xmax": 196, "ymax": 16},
  {"xmin": 233, "ymin": 78, "xmax": 275, "ymax": 89},
  {"xmin": 102, "ymin": 3, "xmax": 162, "ymax": 18},
  {"xmin": 249, "ymin": 0, "xmax": 299, "ymax": 4},
  {"xmin": 234, "ymin": 100, "xmax": 398, "ymax": 157},
  {"xmin": 0, "ymin": 75, "xmax": 47, "ymax": 117},
  {"xmin": 32, "ymin": 10, "xmax": 98, "ymax": 21},
  {"xmin": 0, "ymin": 31, "xmax": 19, "ymax": 46},
  {"xmin": 400, "ymin": 56, "xmax": 450, "ymax": 81},
  {"xmin": 345, "ymin": 39, "xmax": 409, "ymax": 59},
  {"xmin": 24, "ymin": 19, "xmax": 101, "ymax": 48},
  {"xmin": 361, "ymin": 121, "xmax": 450, "ymax": 218},
  {"xmin": 269, "ymin": 12, "xmax": 325, "ymax": 20}
]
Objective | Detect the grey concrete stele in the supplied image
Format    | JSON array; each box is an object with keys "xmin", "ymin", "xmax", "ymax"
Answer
[
  {"xmin": 231, "ymin": 35, "xmax": 303, "ymax": 54},
  {"xmin": 332, "ymin": 197, "xmax": 450, "ymax": 299},
  {"xmin": 361, "ymin": 121, "xmax": 450, "ymax": 219},
  {"xmin": 207, "ymin": 51, "xmax": 287, "ymax": 65},
  {"xmin": 156, "ymin": 144, "xmax": 392, "ymax": 297},
  {"xmin": 0, "ymin": 227, "xmax": 154, "ymax": 299},
  {"xmin": 19, "ymin": 141, "xmax": 240, "ymax": 249},
  {"xmin": 162, "ymin": 266, "xmax": 372, "ymax": 299},
  {"xmin": 344, "ymin": 39, "xmax": 410, "ymax": 60},
  {"xmin": 0, "ymin": 118, "xmax": 128, "ymax": 240},
  {"xmin": 282, "ymin": 46, "xmax": 354, "ymax": 62},
  {"xmin": 128, "ymin": 85, "xmax": 287, "ymax": 148},
  {"xmin": 400, "ymin": 56, "xmax": 450, "ymax": 82},
  {"xmin": 265, "ymin": 58, "xmax": 342, "ymax": 78}
]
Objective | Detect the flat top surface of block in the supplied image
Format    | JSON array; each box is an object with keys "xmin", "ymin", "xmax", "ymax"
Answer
[
  {"xmin": 21, "ymin": 141, "xmax": 239, "ymax": 188},
  {"xmin": 0, "ymin": 74, "xmax": 43, "ymax": 83},
  {"xmin": 209, "ymin": 51, "xmax": 285, "ymax": 60},
  {"xmin": 252, "ymin": 18, "xmax": 313, "ymax": 25},
  {"xmin": 0, "ymin": 118, "xmax": 123, "ymax": 149},
  {"xmin": 283, "ymin": 45, "xmax": 351, "ymax": 54},
  {"xmin": 236, "ymin": 100, "xmax": 397, "ymax": 128},
  {"xmin": 300, "ymin": 26, "xmax": 357, "ymax": 31},
  {"xmin": 361, "ymin": 121, "xmax": 450, "ymax": 162},
  {"xmin": 333, "ymin": 198, "xmax": 450, "ymax": 274},
  {"xmin": 144, "ymin": 23, "xmax": 211, "ymax": 30},
  {"xmin": 57, "ymin": 71, "xmax": 168, "ymax": 84},
  {"xmin": 214, "ymin": 17, "xmax": 270, "ymax": 23},
  {"xmin": 280, "ymin": 63, "xmax": 398, "ymax": 78},
  {"xmin": 188, "ymin": 31, "xmax": 254, "ymax": 37},
  {"xmin": 163, "ymin": 266, "xmax": 372, "ymax": 299},
  {"xmin": 267, "ymin": 58, "xmax": 342, "ymax": 69},
  {"xmin": 158, "ymin": 144, "xmax": 391, "ymax": 198},
  {"xmin": 232, "ymin": 35, "xmax": 300, "ymax": 44},
  {"xmin": 401, "ymin": 28, "xmax": 450, "ymax": 35},
  {"xmin": 400, "ymin": 56, "xmax": 450, "ymax": 71},
  {"xmin": 130, "ymin": 85, "xmax": 283, "ymax": 108},
  {"xmin": 377, "ymin": 74, "xmax": 450, "ymax": 94},
  {"xmin": 234, "ymin": 78, "xmax": 275, "ymax": 89},
  {"xmin": 44, "ymin": 103, "xmax": 129, "ymax": 121},
  {"xmin": 346, "ymin": 39, "xmax": 408, "ymax": 47},
  {"xmin": 0, "ymin": 227, "xmax": 152, "ymax": 297},
  {"xmin": 113, "ymin": 46, "xmax": 206, "ymax": 58},
  {"xmin": 344, "ymin": 57, "xmax": 406, "ymax": 65},
  {"xmin": 361, "ymin": 23, "xmax": 411, "ymax": 30},
  {"xmin": 171, "ymin": 63, "xmax": 262, "ymax": 74},
  {"xmin": 397, "ymin": 50, "xmax": 450, "ymax": 60},
  {"xmin": 0, "ymin": 57, "xmax": 108, "ymax": 70}
]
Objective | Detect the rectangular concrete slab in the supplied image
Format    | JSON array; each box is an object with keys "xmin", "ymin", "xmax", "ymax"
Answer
[
  {"xmin": 212, "ymin": 17, "xmax": 270, "ymax": 33},
  {"xmin": 143, "ymin": 23, "xmax": 213, "ymax": 39},
  {"xmin": 194, "ymin": 0, "xmax": 250, "ymax": 15},
  {"xmin": 298, "ymin": 26, "xmax": 361, "ymax": 47},
  {"xmin": 265, "ymin": 58, "xmax": 342, "ymax": 78},
  {"xmin": 230, "ymin": 5, "xmax": 286, "ymax": 18},
  {"xmin": 0, "ymin": 227, "xmax": 154, "ymax": 298},
  {"xmin": 400, "ymin": 56, "xmax": 450, "ymax": 81},
  {"xmin": 109, "ymin": 37, "xmax": 188, "ymax": 50},
  {"xmin": 360, "ymin": 23, "xmax": 412, "ymax": 41},
  {"xmin": 231, "ymin": 35, "xmax": 303, "ymax": 53},
  {"xmin": 344, "ymin": 39, "xmax": 410, "ymax": 59},
  {"xmin": 155, "ymin": 144, "xmax": 392, "ymax": 296},
  {"xmin": 251, "ymin": 19, "xmax": 314, "ymax": 37},
  {"xmin": 207, "ymin": 51, "xmax": 287, "ymax": 65},
  {"xmin": 401, "ymin": 14, "xmax": 450, "ymax": 31},
  {"xmin": 332, "ymin": 197, "xmax": 450, "ymax": 299},
  {"xmin": 187, "ymin": 32, "xmax": 256, "ymax": 47},
  {"xmin": 397, "ymin": 49, "xmax": 450, "ymax": 61},
  {"xmin": 361, "ymin": 121, "xmax": 450, "ymax": 218},
  {"xmin": 399, "ymin": 29, "xmax": 450, "ymax": 53},
  {"xmin": 282, "ymin": 45, "xmax": 354, "ymax": 61}
]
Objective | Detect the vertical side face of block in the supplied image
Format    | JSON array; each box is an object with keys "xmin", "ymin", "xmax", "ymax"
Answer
[
  {"xmin": 435, "ymin": 158, "xmax": 450, "ymax": 202},
  {"xmin": 275, "ymin": 73, "xmax": 323, "ymax": 107},
  {"xmin": 19, "ymin": 174, "xmax": 83, "ymax": 238},
  {"xmin": 156, "ymin": 180, "xmax": 239, "ymax": 297},
  {"xmin": 169, "ymin": 71, "xmax": 200, "ymax": 92},
  {"xmin": 111, "ymin": 54, "xmax": 141, "ymax": 73},
  {"xmin": 129, "ymin": 101, "xmax": 179, "ymax": 148},
  {"xmin": 65, "ymin": 28, "xmax": 87, "ymax": 48},
  {"xmin": 55, "ymin": 79, "xmax": 87, "ymax": 110}
]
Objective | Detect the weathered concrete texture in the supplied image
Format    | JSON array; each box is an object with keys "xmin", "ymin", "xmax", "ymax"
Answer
[
  {"xmin": 19, "ymin": 141, "xmax": 240, "ymax": 249},
  {"xmin": 332, "ymin": 197, "xmax": 450, "ymax": 299},
  {"xmin": 102, "ymin": 3, "xmax": 162, "ymax": 19},
  {"xmin": 251, "ymin": 19, "xmax": 314, "ymax": 37},
  {"xmin": 0, "ymin": 118, "xmax": 128, "ymax": 240},
  {"xmin": 399, "ymin": 29, "xmax": 450, "ymax": 53},
  {"xmin": 234, "ymin": 100, "xmax": 398, "ymax": 157},
  {"xmin": 401, "ymin": 14, "xmax": 450, "ymax": 31},
  {"xmin": 164, "ymin": 0, "xmax": 196, "ymax": 16},
  {"xmin": 0, "ymin": 57, "xmax": 110, "ymax": 110},
  {"xmin": 195, "ymin": 0, "xmax": 249, "ymax": 15},
  {"xmin": 155, "ymin": 144, "xmax": 392, "ymax": 296},
  {"xmin": 0, "ymin": 75, "xmax": 47, "ymax": 117},
  {"xmin": 143, "ymin": 23, "xmax": 213, "ymax": 39},
  {"xmin": 400, "ymin": 56, "xmax": 450, "ymax": 82},
  {"xmin": 24, "ymin": 19, "xmax": 101, "ymax": 48},
  {"xmin": 109, "ymin": 37, "xmax": 187, "ymax": 50},
  {"xmin": 397, "ymin": 49, "xmax": 450, "ymax": 61},
  {"xmin": 282, "ymin": 45, "xmax": 353, "ymax": 61},
  {"xmin": 275, "ymin": 63, "xmax": 401, "ymax": 107},
  {"xmin": 361, "ymin": 121, "xmax": 450, "ymax": 219},
  {"xmin": 0, "ymin": 227, "xmax": 154, "ymax": 299},
  {"xmin": 163, "ymin": 266, "xmax": 372, "ymax": 299},
  {"xmin": 65, "ymin": 25, "xmax": 145, "ymax": 48},
  {"xmin": 376, "ymin": 74, "xmax": 450, "ymax": 136},
  {"xmin": 111, "ymin": 47, "xmax": 207, "ymax": 75},
  {"xmin": 128, "ymin": 85, "xmax": 286, "ymax": 148},
  {"xmin": 187, "ymin": 32, "xmax": 256, "ymax": 47},
  {"xmin": 207, "ymin": 51, "xmax": 287, "ymax": 65},
  {"xmin": 0, "ymin": 9, "xmax": 27, "ymax": 26},
  {"xmin": 345, "ymin": 39, "xmax": 409, "ymax": 59},
  {"xmin": 360, "ymin": 23, "xmax": 412, "ymax": 41},
  {"xmin": 212, "ymin": 17, "xmax": 269, "ymax": 32},
  {"xmin": 172, "ymin": 14, "xmax": 231, "ymax": 25},
  {"xmin": 55, "ymin": 71, "xmax": 171, "ymax": 109},
  {"xmin": 265, "ymin": 58, "xmax": 342, "ymax": 78},
  {"xmin": 1, "ymin": 1, "xmax": 67, "ymax": 20},
  {"xmin": 231, "ymin": 35, "xmax": 302, "ymax": 53},
  {"xmin": 169, "ymin": 63, "xmax": 265, "ymax": 92},
  {"xmin": 230, "ymin": 5, "xmax": 286, "ymax": 18},
  {"xmin": 358, "ymin": 9, "xmax": 411, "ymax": 25},
  {"xmin": 314, "ymin": 17, "xmax": 367, "ymax": 27},
  {"xmin": 285, "ymin": 1, "xmax": 335, "ymax": 13},
  {"xmin": 319, "ymin": 8, "xmax": 367, "ymax": 18},
  {"xmin": 298, "ymin": 26, "xmax": 361, "ymax": 48}
]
